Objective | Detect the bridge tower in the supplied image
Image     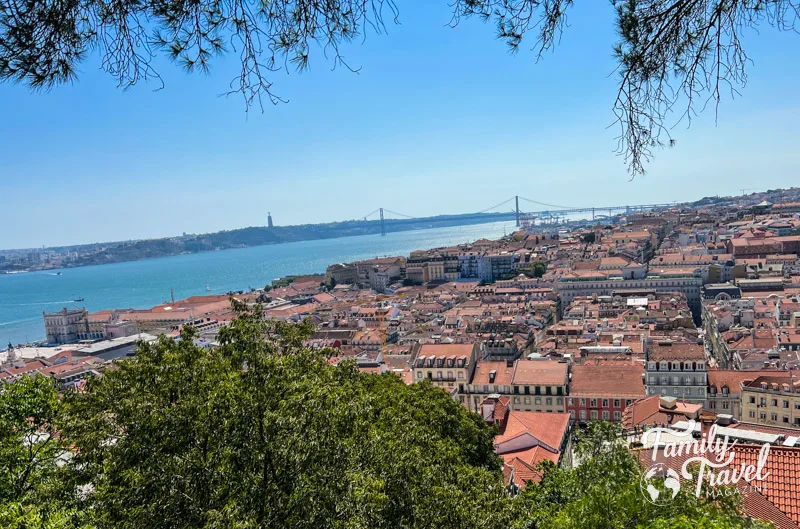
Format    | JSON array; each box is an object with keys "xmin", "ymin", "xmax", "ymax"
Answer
[
  {"xmin": 379, "ymin": 208, "xmax": 385, "ymax": 236},
  {"xmin": 515, "ymin": 196, "xmax": 520, "ymax": 227}
]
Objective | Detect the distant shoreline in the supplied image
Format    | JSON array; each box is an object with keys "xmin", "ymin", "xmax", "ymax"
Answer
[{"xmin": 1, "ymin": 213, "xmax": 520, "ymax": 274}]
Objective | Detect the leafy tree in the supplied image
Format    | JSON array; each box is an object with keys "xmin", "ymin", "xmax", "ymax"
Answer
[
  {"xmin": 3, "ymin": 1, "xmax": 799, "ymax": 172},
  {"xmin": 56, "ymin": 302, "xmax": 513, "ymax": 529},
  {"xmin": 0, "ymin": 375, "xmax": 92, "ymax": 528},
  {"xmin": 0, "ymin": 375, "xmax": 61, "ymax": 505},
  {"xmin": 582, "ymin": 232, "xmax": 596, "ymax": 244},
  {"xmin": 519, "ymin": 261, "xmax": 547, "ymax": 279}
]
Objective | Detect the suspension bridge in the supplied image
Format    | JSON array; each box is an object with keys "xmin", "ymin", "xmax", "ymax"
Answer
[{"xmin": 362, "ymin": 196, "xmax": 677, "ymax": 235}]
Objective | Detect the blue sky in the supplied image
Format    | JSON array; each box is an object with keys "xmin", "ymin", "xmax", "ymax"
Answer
[{"xmin": 1, "ymin": 2, "xmax": 799, "ymax": 249}]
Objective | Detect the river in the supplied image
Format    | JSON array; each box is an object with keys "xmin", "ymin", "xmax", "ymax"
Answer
[{"xmin": 0, "ymin": 220, "xmax": 518, "ymax": 345}]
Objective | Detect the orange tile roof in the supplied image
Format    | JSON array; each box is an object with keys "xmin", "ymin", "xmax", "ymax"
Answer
[
  {"xmin": 569, "ymin": 364, "xmax": 645, "ymax": 398},
  {"xmin": 471, "ymin": 361, "xmax": 514, "ymax": 386},
  {"xmin": 647, "ymin": 342, "xmax": 705, "ymax": 361},
  {"xmin": 496, "ymin": 410, "xmax": 570, "ymax": 451},
  {"xmin": 418, "ymin": 343, "xmax": 475, "ymax": 358},
  {"xmin": 512, "ymin": 360, "xmax": 568, "ymax": 386}
]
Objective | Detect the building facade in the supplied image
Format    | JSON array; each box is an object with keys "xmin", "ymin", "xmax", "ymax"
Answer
[
  {"xmin": 645, "ymin": 341, "xmax": 708, "ymax": 405},
  {"xmin": 43, "ymin": 308, "xmax": 89, "ymax": 344}
]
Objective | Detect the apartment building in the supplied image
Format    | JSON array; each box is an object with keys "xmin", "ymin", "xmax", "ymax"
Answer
[
  {"xmin": 510, "ymin": 360, "xmax": 569, "ymax": 412},
  {"xmin": 645, "ymin": 341, "xmax": 708, "ymax": 405},
  {"xmin": 741, "ymin": 373, "xmax": 800, "ymax": 429},
  {"xmin": 412, "ymin": 343, "xmax": 478, "ymax": 391},
  {"xmin": 567, "ymin": 364, "xmax": 645, "ymax": 423},
  {"xmin": 463, "ymin": 360, "xmax": 514, "ymax": 412}
]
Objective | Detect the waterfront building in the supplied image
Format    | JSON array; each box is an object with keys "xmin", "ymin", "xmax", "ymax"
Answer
[{"xmin": 43, "ymin": 307, "xmax": 89, "ymax": 344}]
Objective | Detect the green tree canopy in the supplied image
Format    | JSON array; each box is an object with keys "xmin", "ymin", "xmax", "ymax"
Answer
[
  {"xmin": 2, "ymin": 1, "xmax": 798, "ymax": 173},
  {"xmin": 56, "ymin": 303, "xmax": 512, "ymax": 529}
]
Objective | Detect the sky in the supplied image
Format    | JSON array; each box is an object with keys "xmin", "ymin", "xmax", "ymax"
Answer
[{"xmin": 1, "ymin": 2, "xmax": 799, "ymax": 249}]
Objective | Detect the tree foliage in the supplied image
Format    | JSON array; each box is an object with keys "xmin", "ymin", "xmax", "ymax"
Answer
[{"xmin": 55, "ymin": 303, "xmax": 511, "ymax": 529}]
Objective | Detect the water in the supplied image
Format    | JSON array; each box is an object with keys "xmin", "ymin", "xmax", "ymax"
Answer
[{"xmin": 0, "ymin": 221, "xmax": 517, "ymax": 345}]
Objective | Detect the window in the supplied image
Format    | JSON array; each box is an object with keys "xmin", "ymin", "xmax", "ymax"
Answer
[
  {"xmin": 514, "ymin": 397, "xmax": 520, "ymax": 404},
  {"xmin": 771, "ymin": 413, "xmax": 778, "ymax": 421},
  {"xmin": 458, "ymin": 372, "xmax": 464, "ymax": 379},
  {"xmin": 613, "ymin": 411, "xmax": 621, "ymax": 421},
  {"xmin": 602, "ymin": 411, "xmax": 610, "ymax": 420},
  {"xmin": 613, "ymin": 399, "xmax": 620, "ymax": 408},
  {"xmin": 772, "ymin": 399, "xmax": 778, "ymax": 407},
  {"xmin": 626, "ymin": 399, "xmax": 633, "ymax": 406},
  {"xmin": 556, "ymin": 397, "xmax": 563, "ymax": 406},
  {"xmin": 568, "ymin": 398, "xmax": 574, "ymax": 406},
  {"xmin": 749, "ymin": 410, "xmax": 756, "ymax": 419},
  {"xmin": 784, "ymin": 416, "xmax": 790, "ymax": 423},
  {"xmin": 417, "ymin": 372, "xmax": 422, "ymax": 379},
  {"xmin": 784, "ymin": 401, "xmax": 790, "ymax": 408},
  {"xmin": 590, "ymin": 410, "xmax": 598, "ymax": 420},
  {"xmin": 722, "ymin": 401, "xmax": 729, "ymax": 409},
  {"xmin": 590, "ymin": 398, "xmax": 597, "ymax": 407},
  {"xmin": 580, "ymin": 398, "xmax": 586, "ymax": 406},
  {"xmin": 437, "ymin": 371, "xmax": 442, "ymax": 379},
  {"xmin": 535, "ymin": 397, "xmax": 542, "ymax": 405},
  {"xmin": 524, "ymin": 397, "xmax": 530, "ymax": 404},
  {"xmin": 546, "ymin": 397, "xmax": 553, "ymax": 406},
  {"xmin": 749, "ymin": 396, "xmax": 756, "ymax": 404},
  {"xmin": 579, "ymin": 410, "xmax": 587, "ymax": 420}
]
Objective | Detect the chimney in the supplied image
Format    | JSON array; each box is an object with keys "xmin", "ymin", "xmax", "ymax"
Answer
[{"xmin": 489, "ymin": 370, "xmax": 497, "ymax": 384}]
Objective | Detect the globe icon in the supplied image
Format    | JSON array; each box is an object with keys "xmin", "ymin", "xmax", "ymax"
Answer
[{"xmin": 640, "ymin": 463, "xmax": 681, "ymax": 504}]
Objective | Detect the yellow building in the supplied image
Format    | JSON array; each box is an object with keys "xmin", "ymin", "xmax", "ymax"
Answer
[{"xmin": 741, "ymin": 373, "xmax": 800, "ymax": 429}]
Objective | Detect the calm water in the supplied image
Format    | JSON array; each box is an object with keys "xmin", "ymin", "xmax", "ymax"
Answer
[{"xmin": 0, "ymin": 221, "xmax": 517, "ymax": 345}]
